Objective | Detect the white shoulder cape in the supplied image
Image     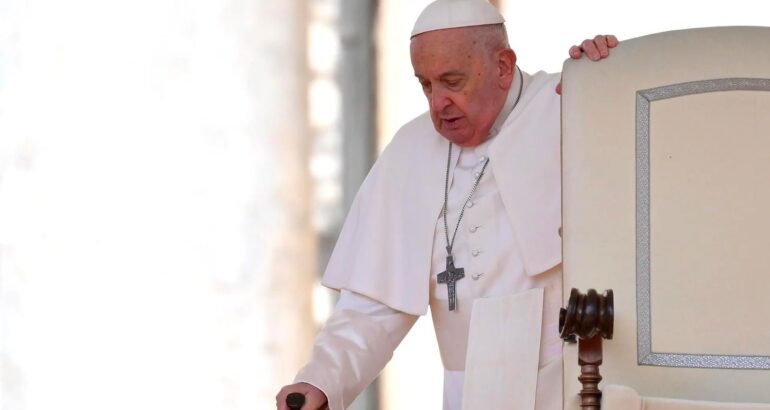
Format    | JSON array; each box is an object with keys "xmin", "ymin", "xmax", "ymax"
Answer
[{"xmin": 323, "ymin": 71, "xmax": 562, "ymax": 315}]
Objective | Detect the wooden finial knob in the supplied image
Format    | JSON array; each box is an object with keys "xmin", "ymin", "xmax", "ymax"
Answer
[{"xmin": 559, "ymin": 288, "xmax": 614, "ymax": 341}]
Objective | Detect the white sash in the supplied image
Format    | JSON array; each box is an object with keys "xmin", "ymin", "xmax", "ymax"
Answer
[{"xmin": 462, "ymin": 288, "xmax": 544, "ymax": 410}]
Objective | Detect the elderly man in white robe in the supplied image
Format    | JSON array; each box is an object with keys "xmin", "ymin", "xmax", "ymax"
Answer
[{"xmin": 277, "ymin": 1, "xmax": 617, "ymax": 409}]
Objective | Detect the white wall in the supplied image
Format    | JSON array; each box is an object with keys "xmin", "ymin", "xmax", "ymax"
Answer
[
  {"xmin": 0, "ymin": 1, "xmax": 314, "ymax": 409},
  {"xmin": 503, "ymin": 0, "xmax": 769, "ymax": 74}
]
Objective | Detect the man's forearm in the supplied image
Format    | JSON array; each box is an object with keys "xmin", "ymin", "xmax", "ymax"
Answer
[{"xmin": 294, "ymin": 290, "xmax": 418, "ymax": 410}]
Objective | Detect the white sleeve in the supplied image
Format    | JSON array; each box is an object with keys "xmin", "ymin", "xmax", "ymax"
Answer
[{"xmin": 294, "ymin": 289, "xmax": 418, "ymax": 410}]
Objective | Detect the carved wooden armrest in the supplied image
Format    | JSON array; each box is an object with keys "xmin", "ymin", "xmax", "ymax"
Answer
[{"xmin": 559, "ymin": 288, "xmax": 614, "ymax": 410}]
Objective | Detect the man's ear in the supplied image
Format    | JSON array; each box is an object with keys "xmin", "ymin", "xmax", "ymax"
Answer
[{"xmin": 498, "ymin": 48, "xmax": 517, "ymax": 89}]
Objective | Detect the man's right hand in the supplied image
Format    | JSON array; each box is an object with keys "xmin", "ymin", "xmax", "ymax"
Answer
[{"xmin": 276, "ymin": 382, "xmax": 329, "ymax": 410}]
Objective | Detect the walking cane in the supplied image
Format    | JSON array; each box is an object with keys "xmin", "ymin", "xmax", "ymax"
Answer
[{"xmin": 286, "ymin": 392, "xmax": 305, "ymax": 410}]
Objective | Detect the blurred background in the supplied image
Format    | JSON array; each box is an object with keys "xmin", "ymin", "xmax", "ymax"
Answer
[{"xmin": 0, "ymin": 0, "xmax": 764, "ymax": 409}]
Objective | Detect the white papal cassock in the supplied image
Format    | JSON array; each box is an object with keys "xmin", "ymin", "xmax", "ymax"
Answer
[{"xmin": 294, "ymin": 68, "xmax": 565, "ymax": 410}]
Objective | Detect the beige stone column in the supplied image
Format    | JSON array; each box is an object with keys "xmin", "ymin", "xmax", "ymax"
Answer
[
  {"xmin": 255, "ymin": 0, "xmax": 316, "ymax": 405},
  {"xmin": 375, "ymin": 1, "xmax": 444, "ymax": 409}
]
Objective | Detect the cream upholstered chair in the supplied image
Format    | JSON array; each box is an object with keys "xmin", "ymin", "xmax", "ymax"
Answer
[
  {"xmin": 602, "ymin": 385, "xmax": 770, "ymax": 410},
  {"xmin": 560, "ymin": 26, "xmax": 770, "ymax": 409}
]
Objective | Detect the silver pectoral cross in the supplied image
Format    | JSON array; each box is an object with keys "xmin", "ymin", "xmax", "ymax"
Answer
[{"xmin": 437, "ymin": 255, "xmax": 464, "ymax": 311}]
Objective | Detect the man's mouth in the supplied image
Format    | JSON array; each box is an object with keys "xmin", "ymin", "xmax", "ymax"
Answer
[{"xmin": 441, "ymin": 117, "xmax": 462, "ymax": 129}]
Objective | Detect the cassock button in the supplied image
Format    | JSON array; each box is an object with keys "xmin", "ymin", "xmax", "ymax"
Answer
[
  {"xmin": 469, "ymin": 226, "xmax": 478, "ymax": 233},
  {"xmin": 558, "ymin": 227, "xmax": 563, "ymax": 237},
  {"xmin": 474, "ymin": 172, "xmax": 481, "ymax": 178},
  {"xmin": 472, "ymin": 272, "xmax": 484, "ymax": 280},
  {"xmin": 466, "ymin": 201, "xmax": 474, "ymax": 208},
  {"xmin": 479, "ymin": 155, "xmax": 487, "ymax": 162},
  {"xmin": 472, "ymin": 249, "xmax": 480, "ymax": 257}
]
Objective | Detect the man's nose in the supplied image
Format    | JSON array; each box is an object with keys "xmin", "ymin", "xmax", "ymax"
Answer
[{"xmin": 430, "ymin": 88, "xmax": 451, "ymax": 112}]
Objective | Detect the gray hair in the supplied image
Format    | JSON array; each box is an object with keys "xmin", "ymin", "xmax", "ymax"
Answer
[{"xmin": 471, "ymin": 23, "xmax": 511, "ymax": 56}]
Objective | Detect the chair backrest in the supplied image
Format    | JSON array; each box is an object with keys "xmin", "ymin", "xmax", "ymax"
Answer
[{"xmin": 561, "ymin": 26, "xmax": 770, "ymax": 408}]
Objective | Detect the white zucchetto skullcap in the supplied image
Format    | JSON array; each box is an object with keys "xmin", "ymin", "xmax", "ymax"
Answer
[{"xmin": 411, "ymin": 0, "xmax": 505, "ymax": 38}]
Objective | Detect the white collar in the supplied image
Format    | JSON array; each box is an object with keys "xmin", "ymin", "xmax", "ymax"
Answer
[{"xmin": 488, "ymin": 66, "xmax": 523, "ymax": 139}]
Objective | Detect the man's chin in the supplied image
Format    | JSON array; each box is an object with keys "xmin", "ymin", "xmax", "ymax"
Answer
[{"xmin": 439, "ymin": 131, "xmax": 483, "ymax": 148}]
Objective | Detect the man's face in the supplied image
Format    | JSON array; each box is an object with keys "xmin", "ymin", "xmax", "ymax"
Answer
[{"xmin": 410, "ymin": 27, "xmax": 510, "ymax": 147}]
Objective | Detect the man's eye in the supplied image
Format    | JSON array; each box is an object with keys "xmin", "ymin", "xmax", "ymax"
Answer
[{"xmin": 420, "ymin": 82, "xmax": 432, "ymax": 91}]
